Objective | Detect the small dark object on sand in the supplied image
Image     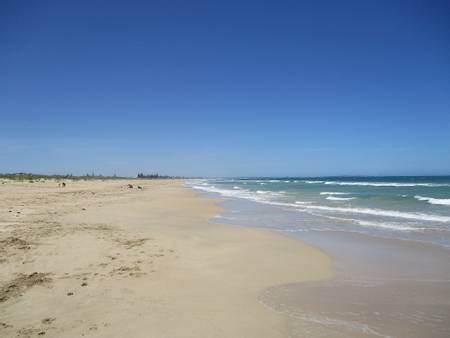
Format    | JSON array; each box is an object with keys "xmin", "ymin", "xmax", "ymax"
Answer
[
  {"xmin": 82, "ymin": 208, "xmax": 86, "ymax": 211},
  {"xmin": 41, "ymin": 318, "xmax": 55, "ymax": 325},
  {"xmin": 138, "ymin": 186, "xmax": 143, "ymax": 190},
  {"xmin": 81, "ymin": 282, "xmax": 88, "ymax": 287},
  {"xmin": 127, "ymin": 184, "xmax": 133, "ymax": 189},
  {"xmin": 61, "ymin": 182, "xmax": 66, "ymax": 187},
  {"xmin": 67, "ymin": 292, "xmax": 73, "ymax": 296}
]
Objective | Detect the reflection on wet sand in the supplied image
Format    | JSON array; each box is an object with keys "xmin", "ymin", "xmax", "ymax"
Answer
[{"xmin": 259, "ymin": 231, "xmax": 450, "ymax": 338}]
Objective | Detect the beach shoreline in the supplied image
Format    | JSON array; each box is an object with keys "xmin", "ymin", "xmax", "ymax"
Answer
[
  {"xmin": 197, "ymin": 185, "xmax": 450, "ymax": 338},
  {"xmin": 0, "ymin": 179, "xmax": 332, "ymax": 338}
]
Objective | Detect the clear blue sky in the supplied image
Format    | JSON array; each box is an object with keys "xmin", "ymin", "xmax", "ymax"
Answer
[{"xmin": 1, "ymin": 0, "xmax": 449, "ymax": 177}]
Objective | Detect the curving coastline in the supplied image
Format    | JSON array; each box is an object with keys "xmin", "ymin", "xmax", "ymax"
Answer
[{"xmin": 0, "ymin": 179, "xmax": 332, "ymax": 338}]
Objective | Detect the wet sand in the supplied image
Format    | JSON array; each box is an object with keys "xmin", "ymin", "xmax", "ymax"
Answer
[
  {"xmin": 259, "ymin": 231, "xmax": 450, "ymax": 338},
  {"xmin": 204, "ymin": 196, "xmax": 450, "ymax": 337},
  {"xmin": 0, "ymin": 179, "xmax": 331, "ymax": 338}
]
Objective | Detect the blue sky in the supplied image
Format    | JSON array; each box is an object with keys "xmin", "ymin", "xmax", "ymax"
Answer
[{"xmin": 1, "ymin": 0, "xmax": 449, "ymax": 177}]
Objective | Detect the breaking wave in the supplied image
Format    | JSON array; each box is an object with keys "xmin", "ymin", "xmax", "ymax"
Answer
[
  {"xmin": 189, "ymin": 183, "xmax": 450, "ymax": 224},
  {"xmin": 415, "ymin": 196, "xmax": 450, "ymax": 206}
]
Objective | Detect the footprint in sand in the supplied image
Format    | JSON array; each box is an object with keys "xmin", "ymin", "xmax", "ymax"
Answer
[
  {"xmin": 16, "ymin": 327, "xmax": 45, "ymax": 337},
  {"xmin": 41, "ymin": 318, "xmax": 55, "ymax": 325}
]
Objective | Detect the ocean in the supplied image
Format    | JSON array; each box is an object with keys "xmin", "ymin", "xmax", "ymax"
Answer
[
  {"xmin": 188, "ymin": 176, "xmax": 450, "ymax": 337},
  {"xmin": 188, "ymin": 176, "xmax": 450, "ymax": 248}
]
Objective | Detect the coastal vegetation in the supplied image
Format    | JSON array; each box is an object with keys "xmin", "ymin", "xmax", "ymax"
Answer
[
  {"xmin": 0, "ymin": 172, "xmax": 184, "ymax": 181},
  {"xmin": 0, "ymin": 173, "xmax": 125, "ymax": 181},
  {"xmin": 136, "ymin": 173, "xmax": 183, "ymax": 179}
]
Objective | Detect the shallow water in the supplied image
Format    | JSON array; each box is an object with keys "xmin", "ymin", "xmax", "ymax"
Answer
[
  {"xmin": 189, "ymin": 176, "xmax": 450, "ymax": 247},
  {"xmin": 187, "ymin": 177, "xmax": 450, "ymax": 338},
  {"xmin": 260, "ymin": 279, "xmax": 450, "ymax": 338},
  {"xmin": 260, "ymin": 231, "xmax": 450, "ymax": 338}
]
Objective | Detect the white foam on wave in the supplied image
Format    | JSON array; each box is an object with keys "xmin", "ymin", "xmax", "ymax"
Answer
[
  {"xmin": 326, "ymin": 196, "xmax": 354, "ymax": 201},
  {"xmin": 189, "ymin": 182, "xmax": 450, "ymax": 224},
  {"xmin": 269, "ymin": 180, "xmax": 281, "ymax": 183},
  {"xmin": 298, "ymin": 204, "xmax": 450, "ymax": 223},
  {"xmin": 191, "ymin": 185, "xmax": 262, "ymax": 201},
  {"xmin": 186, "ymin": 179, "xmax": 210, "ymax": 186},
  {"xmin": 356, "ymin": 220, "xmax": 425, "ymax": 231},
  {"xmin": 257, "ymin": 190, "xmax": 287, "ymax": 196},
  {"xmin": 415, "ymin": 196, "xmax": 450, "ymax": 206},
  {"xmin": 191, "ymin": 185, "xmax": 285, "ymax": 204},
  {"xmin": 300, "ymin": 179, "xmax": 450, "ymax": 187},
  {"xmin": 323, "ymin": 181, "xmax": 450, "ymax": 187},
  {"xmin": 321, "ymin": 215, "xmax": 425, "ymax": 231},
  {"xmin": 320, "ymin": 192, "xmax": 351, "ymax": 196}
]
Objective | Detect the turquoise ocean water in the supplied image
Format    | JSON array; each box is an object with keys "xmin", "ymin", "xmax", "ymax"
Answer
[{"xmin": 188, "ymin": 176, "xmax": 450, "ymax": 248}]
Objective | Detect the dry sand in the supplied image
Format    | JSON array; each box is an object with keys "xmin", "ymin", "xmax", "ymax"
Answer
[{"xmin": 0, "ymin": 179, "xmax": 332, "ymax": 338}]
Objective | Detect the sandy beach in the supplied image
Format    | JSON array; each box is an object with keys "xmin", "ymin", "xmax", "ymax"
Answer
[
  {"xmin": 2, "ymin": 1, "xmax": 448, "ymax": 336},
  {"xmin": 190, "ymin": 181, "xmax": 450, "ymax": 338},
  {"xmin": 0, "ymin": 179, "xmax": 332, "ymax": 338}
]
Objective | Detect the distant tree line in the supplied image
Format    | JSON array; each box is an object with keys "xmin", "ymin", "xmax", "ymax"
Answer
[
  {"xmin": 0, "ymin": 172, "xmax": 184, "ymax": 182},
  {"xmin": 137, "ymin": 173, "xmax": 181, "ymax": 179},
  {"xmin": 0, "ymin": 172, "xmax": 126, "ymax": 181}
]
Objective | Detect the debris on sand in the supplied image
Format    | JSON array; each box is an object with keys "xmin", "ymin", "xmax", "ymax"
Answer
[
  {"xmin": 41, "ymin": 318, "xmax": 55, "ymax": 325},
  {"xmin": 118, "ymin": 238, "xmax": 150, "ymax": 249},
  {"xmin": 0, "ymin": 272, "xmax": 51, "ymax": 303},
  {"xmin": 110, "ymin": 265, "xmax": 144, "ymax": 277},
  {"xmin": 0, "ymin": 237, "xmax": 32, "ymax": 250}
]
